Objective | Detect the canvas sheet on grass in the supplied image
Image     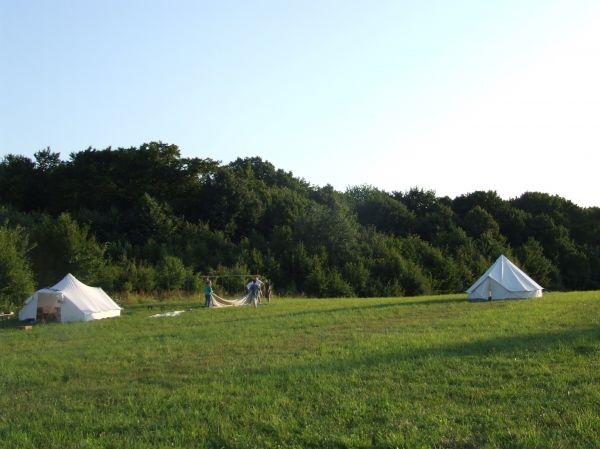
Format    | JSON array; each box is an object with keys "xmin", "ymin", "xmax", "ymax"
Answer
[
  {"xmin": 210, "ymin": 293, "xmax": 255, "ymax": 308},
  {"xmin": 149, "ymin": 310, "xmax": 186, "ymax": 318}
]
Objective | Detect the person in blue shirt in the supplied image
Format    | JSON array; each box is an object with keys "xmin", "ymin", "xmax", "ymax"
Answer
[{"xmin": 204, "ymin": 278, "xmax": 213, "ymax": 307}]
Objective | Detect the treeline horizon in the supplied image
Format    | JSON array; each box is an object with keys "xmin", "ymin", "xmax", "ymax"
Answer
[{"xmin": 1, "ymin": 142, "xmax": 599, "ymax": 308}]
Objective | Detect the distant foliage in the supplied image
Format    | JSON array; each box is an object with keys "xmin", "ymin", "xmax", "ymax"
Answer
[
  {"xmin": 28, "ymin": 212, "xmax": 106, "ymax": 287},
  {"xmin": 0, "ymin": 225, "xmax": 35, "ymax": 309},
  {"xmin": 156, "ymin": 256, "xmax": 187, "ymax": 291},
  {"xmin": 1, "ymin": 143, "xmax": 599, "ymax": 300}
]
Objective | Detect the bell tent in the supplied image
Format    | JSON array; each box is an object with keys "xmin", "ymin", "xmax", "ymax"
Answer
[
  {"xmin": 466, "ymin": 255, "xmax": 543, "ymax": 301},
  {"xmin": 19, "ymin": 273, "xmax": 121, "ymax": 322}
]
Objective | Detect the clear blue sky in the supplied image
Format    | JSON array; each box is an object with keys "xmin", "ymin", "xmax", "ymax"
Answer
[{"xmin": 2, "ymin": 0, "xmax": 599, "ymax": 206}]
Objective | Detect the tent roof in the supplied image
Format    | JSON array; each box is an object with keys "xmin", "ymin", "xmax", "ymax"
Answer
[
  {"xmin": 466, "ymin": 255, "xmax": 543, "ymax": 294},
  {"xmin": 49, "ymin": 273, "xmax": 121, "ymax": 313}
]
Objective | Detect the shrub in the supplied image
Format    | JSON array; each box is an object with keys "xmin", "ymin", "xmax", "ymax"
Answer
[{"xmin": 156, "ymin": 256, "xmax": 186, "ymax": 291}]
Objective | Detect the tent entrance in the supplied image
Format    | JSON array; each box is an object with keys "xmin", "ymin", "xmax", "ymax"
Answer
[{"xmin": 36, "ymin": 292, "xmax": 62, "ymax": 322}]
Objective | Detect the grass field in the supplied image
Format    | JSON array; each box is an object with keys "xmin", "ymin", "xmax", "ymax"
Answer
[{"xmin": 1, "ymin": 292, "xmax": 599, "ymax": 449}]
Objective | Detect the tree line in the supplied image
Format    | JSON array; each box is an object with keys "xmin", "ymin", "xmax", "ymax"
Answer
[{"xmin": 1, "ymin": 142, "xmax": 599, "ymax": 309}]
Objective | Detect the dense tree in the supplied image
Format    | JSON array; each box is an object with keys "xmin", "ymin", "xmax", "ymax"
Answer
[
  {"xmin": 0, "ymin": 225, "xmax": 36, "ymax": 309},
  {"xmin": 201, "ymin": 167, "xmax": 265, "ymax": 238},
  {"xmin": 452, "ymin": 191, "xmax": 505, "ymax": 219},
  {"xmin": 295, "ymin": 186, "xmax": 360, "ymax": 267},
  {"xmin": 395, "ymin": 187, "xmax": 439, "ymax": 215},
  {"xmin": 0, "ymin": 142, "xmax": 598, "ymax": 299},
  {"xmin": 156, "ymin": 256, "xmax": 188, "ymax": 291},
  {"xmin": 129, "ymin": 193, "xmax": 178, "ymax": 244},
  {"xmin": 461, "ymin": 206, "xmax": 501, "ymax": 238},
  {"xmin": 517, "ymin": 237, "xmax": 558, "ymax": 288},
  {"xmin": 0, "ymin": 155, "xmax": 36, "ymax": 210},
  {"xmin": 347, "ymin": 185, "xmax": 415, "ymax": 236},
  {"xmin": 29, "ymin": 213, "xmax": 106, "ymax": 287}
]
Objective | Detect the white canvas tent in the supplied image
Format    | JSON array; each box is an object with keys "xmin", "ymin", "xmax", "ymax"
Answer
[
  {"xmin": 19, "ymin": 273, "xmax": 121, "ymax": 322},
  {"xmin": 467, "ymin": 255, "xmax": 543, "ymax": 301}
]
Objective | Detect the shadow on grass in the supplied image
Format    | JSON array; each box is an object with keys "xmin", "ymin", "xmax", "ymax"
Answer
[
  {"xmin": 251, "ymin": 325, "xmax": 600, "ymax": 377},
  {"xmin": 209, "ymin": 296, "xmax": 468, "ymax": 325}
]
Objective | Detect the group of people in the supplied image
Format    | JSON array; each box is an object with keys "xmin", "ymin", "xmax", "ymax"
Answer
[{"xmin": 203, "ymin": 276, "xmax": 272, "ymax": 308}]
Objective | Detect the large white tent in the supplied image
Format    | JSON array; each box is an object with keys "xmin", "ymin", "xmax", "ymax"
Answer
[
  {"xmin": 467, "ymin": 255, "xmax": 543, "ymax": 301},
  {"xmin": 19, "ymin": 273, "xmax": 121, "ymax": 322}
]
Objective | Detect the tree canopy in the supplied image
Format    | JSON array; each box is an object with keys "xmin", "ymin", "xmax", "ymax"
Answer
[{"xmin": 1, "ymin": 142, "xmax": 598, "ymax": 307}]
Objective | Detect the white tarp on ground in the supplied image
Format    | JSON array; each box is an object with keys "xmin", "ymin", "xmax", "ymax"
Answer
[
  {"xmin": 18, "ymin": 273, "xmax": 121, "ymax": 322},
  {"xmin": 210, "ymin": 293, "xmax": 255, "ymax": 308},
  {"xmin": 466, "ymin": 255, "xmax": 543, "ymax": 301},
  {"xmin": 149, "ymin": 310, "xmax": 185, "ymax": 318}
]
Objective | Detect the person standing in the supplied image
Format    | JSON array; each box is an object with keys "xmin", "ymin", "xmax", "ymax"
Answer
[
  {"xmin": 247, "ymin": 276, "xmax": 262, "ymax": 307},
  {"xmin": 204, "ymin": 278, "xmax": 213, "ymax": 307},
  {"xmin": 265, "ymin": 280, "xmax": 273, "ymax": 303}
]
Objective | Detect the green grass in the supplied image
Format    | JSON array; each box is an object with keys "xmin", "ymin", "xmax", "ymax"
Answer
[{"xmin": 1, "ymin": 292, "xmax": 599, "ymax": 449}]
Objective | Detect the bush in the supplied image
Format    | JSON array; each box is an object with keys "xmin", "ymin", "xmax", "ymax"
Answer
[
  {"xmin": 304, "ymin": 263, "xmax": 327, "ymax": 297},
  {"xmin": 132, "ymin": 262, "xmax": 158, "ymax": 293},
  {"xmin": 325, "ymin": 268, "xmax": 355, "ymax": 297},
  {"xmin": 183, "ymin": 268, "xmax": 201, "ymax": 293},
  {"xmin": 156, "ymin": 256, "xmax": 186, "ymax": 291},
  {"xmin": 399, "ymin": 259, "xmax": 432, "ymax": 296}
]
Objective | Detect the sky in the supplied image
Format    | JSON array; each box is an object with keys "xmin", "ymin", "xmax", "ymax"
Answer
[{"xmin": 1, "ymin": 0, "xmax": 599, "ymax": 207}]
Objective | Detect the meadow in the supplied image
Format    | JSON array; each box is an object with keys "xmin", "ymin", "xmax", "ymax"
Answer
[{"xmin": 1, "ymin": 292, "xmax": 599, "ymax": 449}]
